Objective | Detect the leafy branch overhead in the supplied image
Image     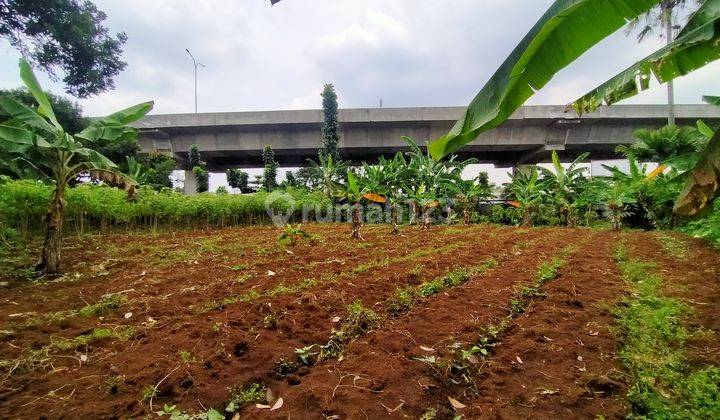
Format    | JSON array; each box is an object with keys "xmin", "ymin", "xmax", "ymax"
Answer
[
  {"xmin": 427, "ymin": 0, "xmax": 663, "ymax": 160},
  {"xmin": 0, "ymin": 0, "xmax": 128, "ymax": 97},
  {"xmin": 572, "ymin": 0, "xmax": 720, "ymax": 114}
]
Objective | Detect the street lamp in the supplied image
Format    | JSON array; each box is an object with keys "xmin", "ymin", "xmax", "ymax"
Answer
[{"xmin": 185, "ymin": 48, "xmax": 205, "ymax": 113}]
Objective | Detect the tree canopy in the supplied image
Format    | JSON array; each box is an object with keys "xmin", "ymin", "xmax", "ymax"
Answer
[{"xmin": 0, "ymin": 0, "xmax": 128, "ymax": 97}]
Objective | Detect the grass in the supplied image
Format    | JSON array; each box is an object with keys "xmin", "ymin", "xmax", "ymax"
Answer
[
  {"xmin": 656, "ymin": 232, "xmax": 689, "ymax": 260},
  {"xmin": 225, "ymin": 383, "xmax": 266, "ymax": 413},
  {"xmin": 78, "ymin": 293, "xmax": 128, "ymax": 317},
  {"xmin": 613, "ymin": 242, "xmax": 720, "ymax": 418},
  {"xmin": 52, "ymin": 326, "xmax": 135, "ymax": 351}
]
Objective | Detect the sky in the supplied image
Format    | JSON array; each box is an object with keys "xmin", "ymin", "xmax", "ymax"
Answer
[{"xmin": 0, "ymin": 0, "xmax": 717, "ymax": 189}]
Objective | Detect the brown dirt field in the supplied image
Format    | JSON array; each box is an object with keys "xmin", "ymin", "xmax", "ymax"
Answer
[{"xmin": 0, "ymin": 224, "xmax": 718, "ymax": 419}]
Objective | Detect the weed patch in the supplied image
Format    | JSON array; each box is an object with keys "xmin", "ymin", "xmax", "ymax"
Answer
[{"xmin": 613, "ymin": 243, "xmax": 720, "ymax": 418}]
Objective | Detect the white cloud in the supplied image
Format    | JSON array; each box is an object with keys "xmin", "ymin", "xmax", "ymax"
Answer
[{"xmin": 0, "ymin": 0, "xmax": 714, "ymax": 119}]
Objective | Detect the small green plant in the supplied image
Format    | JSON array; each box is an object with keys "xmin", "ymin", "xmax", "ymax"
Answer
[
  {"xmin": 229, "ymin": 263, "xmax": 247, "ymax": 271},
  {"xmin": 275, "ymin": 358, "xmax": 299, "ymax": 377},
  {"xmin": 157, "ymin": 404, "xmax": 224, "ymax": 420},
  {"xmin": 178, "ymin": 350, "xmax": 196, "ymax": 364},
  {"xmin": 278, "ymin": 224, "xmax": 310, "ymax": 246},
  {"xmin": 141, "ymin": 384, "xmax": 158, "ymax": 402},
  {"xmin": 79, "ymin": 293, "xmax": 128, "ymax": 317},
  {"xmin": 262, "ymin": 313, "xmax": 277, "ymax": 330},
  {"xmin": 211, "ymin": 322, "xmax": 222, "ymax": 333},
  {"xmin": 225, "ymin": 383, "xmax": 266, "ymax": 413},
  {"xmin": 295, "ymin": 345, "xmax": 319, "ymax": 365},
  {"xmin": 320, "ymin": 300, "xmax": 382, "ymax": 360}
]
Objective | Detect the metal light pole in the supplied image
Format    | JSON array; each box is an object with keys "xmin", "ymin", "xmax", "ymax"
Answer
[{"xmin": 185, "ymin": 48, "xmax": 205, "ymax": 113}]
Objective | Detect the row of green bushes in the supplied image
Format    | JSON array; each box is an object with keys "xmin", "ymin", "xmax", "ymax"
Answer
[{"xmin": 0, "ymin": 180, "xmax": 332, "ymax": 236}]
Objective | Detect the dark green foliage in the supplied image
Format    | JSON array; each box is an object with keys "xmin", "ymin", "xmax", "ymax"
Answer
[
  {"xmin": 188, "ymin": 144, "xmax": 201, "ymax": 168},
  {"xmin": 138, "ymin": 152, "xmax": 175, "ymax": 190},
  {"xmin": 226, "ymin": 168, "xmax": 250, "ymax": 193},
  {"xmin": 284, "ymin": 170, "xmax": 297, "ymax": 187},
  {"xmin": 193, "ymin": 166, "xmax": 209, "ymax": 193},
  {"xmin": 319, "ymin": 83, "xmax": 341, "ymax": 164},
  {"xmin": 0, "ymin": 0, "xmax": 127, "ymax": 97},
  {"xmin": 262, "ymin": 145, "xmax": 277, "ymax": 191},
  {"xmin": 617, "ymin": 125, "xmax": 707, "ymax": 162}
]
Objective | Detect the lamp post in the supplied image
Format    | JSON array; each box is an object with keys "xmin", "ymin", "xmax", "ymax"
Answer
[{"xmin": 185, "ymin": 48, "xmax": 205, "ymax": 113}]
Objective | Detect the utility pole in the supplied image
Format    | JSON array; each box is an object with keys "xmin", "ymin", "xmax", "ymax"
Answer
[{"xmin": 185, "ymin": 49, "xmax": 205, "ymax": 113}]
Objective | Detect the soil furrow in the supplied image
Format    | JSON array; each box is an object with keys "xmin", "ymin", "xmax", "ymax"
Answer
[{"xmin": 248, "ymin": 228, "xmax": 586, "ymax": 419}]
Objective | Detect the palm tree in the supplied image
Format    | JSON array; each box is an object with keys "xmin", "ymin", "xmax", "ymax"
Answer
[
  {"xmin": 0, "ymin": 59, "xmax": 152, "ymax": 275},
  {"xmin": 618, "ymin": 125, "xmax": 707, "ymax": 162}
]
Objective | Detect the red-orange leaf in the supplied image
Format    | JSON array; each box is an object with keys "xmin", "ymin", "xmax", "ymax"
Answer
[{"xmin": 363, "ymin": 193, "xmax": 386, "ymax": 203}]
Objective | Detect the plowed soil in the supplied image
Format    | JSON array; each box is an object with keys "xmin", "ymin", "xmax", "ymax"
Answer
[{"xmin": 0, "ymin": 224, "xmax": 718, "ymax": 419}]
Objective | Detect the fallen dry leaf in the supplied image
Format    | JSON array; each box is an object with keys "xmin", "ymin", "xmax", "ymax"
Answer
[
  {"xmin": 267, "ymin": 270, "xmax": 276, "ymax": 276},
  {"xmin": 271, "ymin": 397, "xmax": 284, "ymax": 411},
  {"xmin": 419, "ymin": 346, "xmax": 435, "ymax": 352},
  {"xmin": 255, "ymin": 403, "xmax": 271, "ymax": 409},
  {"xmin": 448, "ymin": 396, "xmax": 466, "ymax": 410},
  {"xmin": 516, "ymin": 355, "xmax": 524, "ymax": 364},
  {"xmin": 588, "ymin": 331, "xmax": 599, "ymax": 336}
]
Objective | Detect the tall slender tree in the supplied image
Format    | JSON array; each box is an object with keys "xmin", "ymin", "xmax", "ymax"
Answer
[
  {"xmin": 262, "ymin": 144, "xmax": 277, "ymax": 191},
  {"xmin": 320, "ymin": 84, "xmax": 341, "ymax": 164},
  {"xmin": 627, "ymin": 0, "xmax": 701, "ymax": 125}
]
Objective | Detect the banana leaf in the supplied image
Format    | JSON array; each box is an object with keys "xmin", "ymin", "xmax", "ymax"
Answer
[
  {"xmin": 674, "ymin": 127, "xmax": 720, "ymax": 217},
  {"xmin": 573, "ymin": 0, "xmax": 720, "ymax": 114},
  {"xmin": 427, "ymin": 0, "xmax": 661, "ymax": 160},
  {"xmin": 705, "ymin": 95, "xmax": 720, "ymax": 106}
]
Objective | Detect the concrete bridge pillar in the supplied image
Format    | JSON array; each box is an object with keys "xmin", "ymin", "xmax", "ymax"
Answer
[{"xmin": 183, "ymin": 170, "xmax": 197, "ymax": 195}]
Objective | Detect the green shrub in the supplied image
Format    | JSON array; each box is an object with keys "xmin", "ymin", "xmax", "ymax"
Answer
[{"xmin": 0, "ymin": 181, "xmax": 331, "ymax": 235}]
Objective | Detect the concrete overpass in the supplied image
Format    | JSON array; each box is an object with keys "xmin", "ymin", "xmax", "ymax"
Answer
[{"xmin": 135, "ymin": 104, "xmax": 720, "ymax": 170}]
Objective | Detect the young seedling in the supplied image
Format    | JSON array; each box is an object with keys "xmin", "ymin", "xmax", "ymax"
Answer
[{"xmin": 278, "ymin": 224, "xmax": 311, "ymax": 246}]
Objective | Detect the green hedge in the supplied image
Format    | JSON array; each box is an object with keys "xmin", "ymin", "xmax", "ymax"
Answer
[{"xmin": 0, "ymin": 180, "xmax": 332, "ymax": 236}]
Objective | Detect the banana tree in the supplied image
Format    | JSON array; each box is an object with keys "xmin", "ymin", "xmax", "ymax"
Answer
[
  {"xmin": 505, "ymin": 167, "xmax": 547, "ymax": 227},
  {"xmin": 538, "ymin": 151, "xmax": 589, "ymax": 226},
  {"xmin": 343, "ymin": 171, "xmax": 385, "ymax": 240},
  {"xmin": 362, "ymin": 152, "xmax": 409, "ymax": 235},
  {"xmin": 307, "ymin": 154, "xmax": 348, "ymax": 200},
  {"xmin": 0, "ymin": 59, "xmax": 153, "ymax": 275},
  {"xmin": 673, "ymin": 96, "xmax": 720, "ymax": 216},
  {"xmin": 449, "ymin": 175, "xmax": 493, "ymax": 225}
]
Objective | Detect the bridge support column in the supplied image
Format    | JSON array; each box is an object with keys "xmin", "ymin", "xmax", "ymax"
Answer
[{"xmin": 183, "ymin": 170, "xmax": 197, "ymax": 195}]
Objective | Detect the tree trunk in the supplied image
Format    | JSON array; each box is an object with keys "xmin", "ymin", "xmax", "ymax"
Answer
[
  {"xmin": 463, "ymin": 208, "xmax": 471, "ymax": 225},
  {"xmin": 664, "ymin": 7, "xmax": 675, "ymax": 126},
  {"xmin": 422, "ymin": 208, "xmax": 431, "ymax": 230},
  {"xmin": 37, "ymin": 184, "xmax": 66, "ymax": 275},
  {"xmin": 522, "ymin": 208, "xmax": 532, "ymax": 227},
  {"xmin": 391, "ymin": 206, "xmax": 400, "ymax": 235},
  {"xmin": 350, "ymin": 205, "xmax": 363, "ymax": 240}
]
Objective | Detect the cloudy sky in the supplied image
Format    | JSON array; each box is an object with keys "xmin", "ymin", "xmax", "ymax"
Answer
[
  {"xmin": 0, "ymin": 0, "xmax": 715, "ymax": 189},
  {"xmin": 0, "ymin": 0, "xmax": 717, "ymax": 117}
]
